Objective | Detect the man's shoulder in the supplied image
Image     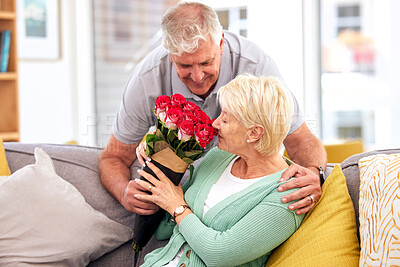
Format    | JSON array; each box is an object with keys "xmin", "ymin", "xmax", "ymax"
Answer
[
  {"xmin": 134, "ymin": 45, "xmax": 171, "ymax": 75},
  {"xmin": 224, "ymin": 31, "xmax": 269, "ymax": 61},
  {"xmin": 222, "ymin": 31, "xmax": 277, "ymax": 77}
]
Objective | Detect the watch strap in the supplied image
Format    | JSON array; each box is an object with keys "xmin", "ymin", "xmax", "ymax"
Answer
[
  {"xmin": 172, "ymin": 204, "xmax": 190, "ymax": 222},
  {"xmin": 307, "ymin": 164, "xmax": 325, "ymax": 186}
]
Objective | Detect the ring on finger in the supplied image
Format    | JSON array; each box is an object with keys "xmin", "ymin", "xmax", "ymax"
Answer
[
  {"xmin": 308, "ymin": 194, "xmax": 315, "ymax": 204},
  {"xmin": 148, "ymin": 185, "xmax": 152, "ymax": 192}
]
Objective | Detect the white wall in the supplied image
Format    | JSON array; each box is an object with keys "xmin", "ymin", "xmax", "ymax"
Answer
[{"xmin": 18, "ymin": 0, "xmax": 94, "ymax": 145}]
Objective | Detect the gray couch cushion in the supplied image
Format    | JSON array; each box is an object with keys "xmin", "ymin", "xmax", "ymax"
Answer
[
  {"xmin": 340, "ymin": 148, "xmax": 400, "ymax": 234},
  {"xmin": 4, "ymin": 143, "xmax": 136, "ymax": 267}
]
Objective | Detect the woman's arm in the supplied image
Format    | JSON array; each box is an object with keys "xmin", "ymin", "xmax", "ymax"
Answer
[{"xmin": 180, "ymin": 203, "xmax": 300, "ymax": 266}]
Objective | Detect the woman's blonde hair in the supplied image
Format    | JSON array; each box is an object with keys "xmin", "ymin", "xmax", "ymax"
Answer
[
  {"xmin": 217, "ymin": 74, "xmax": 294, "ymax": 156},
  {"xmin": 161, "ymin": 1, "xmax": 223, "ymax": 56}
]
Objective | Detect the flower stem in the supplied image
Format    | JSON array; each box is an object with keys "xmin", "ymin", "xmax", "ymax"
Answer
[
  {"xmin": 161, "ymin": 124, "xmax": 165, "ymax": 137},
  {"xmin": 175, "ymin": 140, "xmax": 184, "ymax": 154},
  {"xmin": 191, "ymin": 142, "xmax": 198, "ymax": 150}
]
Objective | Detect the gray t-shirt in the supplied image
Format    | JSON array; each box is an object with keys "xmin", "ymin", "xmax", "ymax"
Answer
[{"xmin": 113, "ymin": 31, "xmax": 304, "ymax": 144}]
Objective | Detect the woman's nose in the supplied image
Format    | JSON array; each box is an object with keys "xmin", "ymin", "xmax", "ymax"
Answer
[{"xmin": 212, "ymin": 118, "xmax": 219, "ymax": 129}]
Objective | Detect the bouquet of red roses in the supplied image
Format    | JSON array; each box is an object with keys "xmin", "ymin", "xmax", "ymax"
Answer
[{"xmin": 132, "ymin": 93, "xmax": 215, "ymax": 252}]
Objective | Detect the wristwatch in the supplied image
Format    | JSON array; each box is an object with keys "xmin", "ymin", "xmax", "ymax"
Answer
[
  {"xmin": 307, "ymin": 165, "xmax": 325, "ymax": 186},
  {"xmin": 172, "ymin": 205, "xmax": 190, "ymax": 222}
]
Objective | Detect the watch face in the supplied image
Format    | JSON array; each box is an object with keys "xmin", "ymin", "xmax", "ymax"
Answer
[{"xmin": 176, "ymin": 206, "xmax": 185, "ymax": 213}]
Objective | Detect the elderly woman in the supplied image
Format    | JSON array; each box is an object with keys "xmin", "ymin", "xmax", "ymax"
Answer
[{"xmin": 134, "ymin": 74, "xmax": 305, "ymax": 266}]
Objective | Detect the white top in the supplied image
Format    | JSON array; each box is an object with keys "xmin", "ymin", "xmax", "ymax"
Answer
[{"xmin": 203, "ymin": 156, "xmax": 263, "ymax": 216}]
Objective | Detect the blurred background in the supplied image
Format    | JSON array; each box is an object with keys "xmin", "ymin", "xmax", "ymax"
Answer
[{"xmin": 15, "ymin": 0, "xmax": 400, "ymax": 152}]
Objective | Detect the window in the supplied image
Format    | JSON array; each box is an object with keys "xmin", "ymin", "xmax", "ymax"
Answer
[
  {"xmin": 320, "ymin": 0, "xmax": 400, "ymax": 150},
  {"xmin": 92, "ymin": 0, "xmax": 178, "ymax": 147},
  {"xmin": 216, "ymin": 7, "xmax": 247, "ymax": 37}
]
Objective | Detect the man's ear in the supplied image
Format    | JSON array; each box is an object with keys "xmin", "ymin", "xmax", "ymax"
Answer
[
  {"xmin": 219, "ymin": 32, "xmax": 225, "ymax": 55},
  {"xmin": 248, "ymin": 125, "xmax": 265, "ymax": 143}
]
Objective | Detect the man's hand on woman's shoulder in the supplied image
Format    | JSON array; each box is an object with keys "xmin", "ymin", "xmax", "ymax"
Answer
[{"xmin": 277, "ymin": 163, "xmax": 322, "ymax": 215}]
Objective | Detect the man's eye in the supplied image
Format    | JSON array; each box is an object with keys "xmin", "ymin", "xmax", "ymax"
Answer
[{"xmin": 179, "ymin": 64, "xmax": 190, "ymax": 68}]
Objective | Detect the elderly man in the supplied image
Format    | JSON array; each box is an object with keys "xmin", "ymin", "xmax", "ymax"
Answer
[{"xmin": 99, "ymin": 1, "xmax": 326, "ymax": 217}]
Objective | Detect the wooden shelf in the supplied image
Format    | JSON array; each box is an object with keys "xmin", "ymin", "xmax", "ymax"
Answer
[
  {"xmin": 0, "ymin": 0, "xmax": 19, "ymax": 142},
  {"xmin": 0, "ymin": 72, "xmax": 17, "ymax": 80},
  {"xmin": 0, "ymin": 131, "xmax": 19, "ymax": 142},
  {"xmin": 0, "ymin": 11, "xmax": 15, "ymax": 20}
]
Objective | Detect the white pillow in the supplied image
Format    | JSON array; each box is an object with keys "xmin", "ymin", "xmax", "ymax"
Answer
[
  {"xmin": 0, "ymin": 148, "xmax": 133, "ymax": 266},
  {"xmin": 359, "ymin": 154, "xmax": 400, "ymax": 266}
]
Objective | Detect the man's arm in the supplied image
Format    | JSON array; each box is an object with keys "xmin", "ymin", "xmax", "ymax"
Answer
[
  {"xmin": 279, "ymin": 122, "xmax": 327, "ymax": 214},
  {"xmin": 98, "ymin": 134, "xmax": 159, "ymax": 215},
  {"xmin": 284, "ymin": 123, "xmax": 327, "ymax": 168}
]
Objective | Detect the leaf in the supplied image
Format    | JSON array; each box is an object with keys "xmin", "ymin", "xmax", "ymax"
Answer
[
  {"xmin": 189, "ymin": 152, "xmax": 206, "ymax": 161},
  {"xmin": 167, "ymin": 130, "xmax": 177, "ymax": 143},
  {"xmin": 179, "ymin": 139, "xmax": 195, "ymax": 152},
  {"xmin": 153, "ymin": 140, "xmax": 170, "ymax": 153},
  {"xmin": 176, "ymin": 149, "xmax": 185, "ymax": 159},
  {"xmin": 145, "ymin": 146, "xmax": 154, "ymax": 157},
  {"xmin": 156, "ymin": 119, "xmax": 163, "ymax": 130},
  {"xmin": 155, "ymin": 129, "xmax": 164, "ymax": 139},
  {"xmin": 183, "ymin": 150, "xmax": 203, "ymax": 158},
  {"xmin": 147, "ymin": 141, "xmax": 154, "ymax": 150},
  {"xmin": 182, "ymin": 157, "xmax": 194, "ymax": 165}
]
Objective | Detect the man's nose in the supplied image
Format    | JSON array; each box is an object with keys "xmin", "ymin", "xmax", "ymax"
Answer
[{"xmin": 190, "ymin": 65, "xmax": 205, "ymax": 83}]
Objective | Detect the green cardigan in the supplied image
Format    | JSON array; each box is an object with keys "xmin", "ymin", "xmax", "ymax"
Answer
[{"xmin": 142, "ymin": 148, "xmax": 304, "ymax": 267}]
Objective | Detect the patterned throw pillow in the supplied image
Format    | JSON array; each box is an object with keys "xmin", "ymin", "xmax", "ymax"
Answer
[{"xmin": 359, "ymin": 154, "xmax": 400, "ymax": 266}]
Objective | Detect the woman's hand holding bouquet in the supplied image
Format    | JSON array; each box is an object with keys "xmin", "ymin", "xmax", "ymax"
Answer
[{"xmin": 131, "ymin": 93, "xmax": 216, "ymax": 251}]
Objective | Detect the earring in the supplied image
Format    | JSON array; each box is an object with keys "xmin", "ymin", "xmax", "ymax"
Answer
[{"xmin": 246, "ymin": 140, "xmax": 250, "ymax": 143}]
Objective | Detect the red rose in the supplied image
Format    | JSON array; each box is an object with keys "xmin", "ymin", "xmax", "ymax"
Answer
[
  {"xmin": 194, "ymin": 110, "xmax": 211, "ymax": 125},
  {"xmin": 194, "ymin": 124, "xmax": 214, "ymax": 148},
  {"xmin": 183, "ymin": 111, "xmax": 198, "ymax": 125},
  {"xmin": 178, "ymin": 120, "xmax": 194, "ymax": 141},
  {"xmin": 155, "ymin": 95, "xmax": 171, "ymax": 115},
  {"xmin": 183, "ymin": 101, "xmax": 200, "ymax": 113},
  {"xmin": 171, "ymin": 93, "xmax": 187, "ymax": 107},
  {"xmin": 165, "ymin": 105, "xmax": 183, "ymax": 129},
  {"xmin": 158, "ymin": 110, "xmax": 167, "ymax": 123}
]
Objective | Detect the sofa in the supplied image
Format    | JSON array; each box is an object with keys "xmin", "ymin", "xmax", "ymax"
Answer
[{"xmin": 3, "ymin": 142, "xmax": 400, "ymax": 266}]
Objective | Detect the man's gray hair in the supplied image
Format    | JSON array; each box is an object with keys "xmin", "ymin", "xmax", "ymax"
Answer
[{"xmin": 161, "ymin": 1, "xmax": 223, "ymax": 56}]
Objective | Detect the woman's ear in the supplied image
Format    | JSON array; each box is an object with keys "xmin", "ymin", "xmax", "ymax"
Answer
[{"xmin": 247, "ymin": 125, "xmax": 265, "ymax": 143}]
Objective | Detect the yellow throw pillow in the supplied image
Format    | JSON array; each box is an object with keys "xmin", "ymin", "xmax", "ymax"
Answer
[
  {"xmin": 359, "ymin": 154, "xmax": 400, "ymax": 266},
  {"xmin": 0, "ymin": 139, "xmax": 11, "ymax": 176},
  {"xmin": 266, "ymin": 165, "xmax": 360, "ymax": 267}
]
